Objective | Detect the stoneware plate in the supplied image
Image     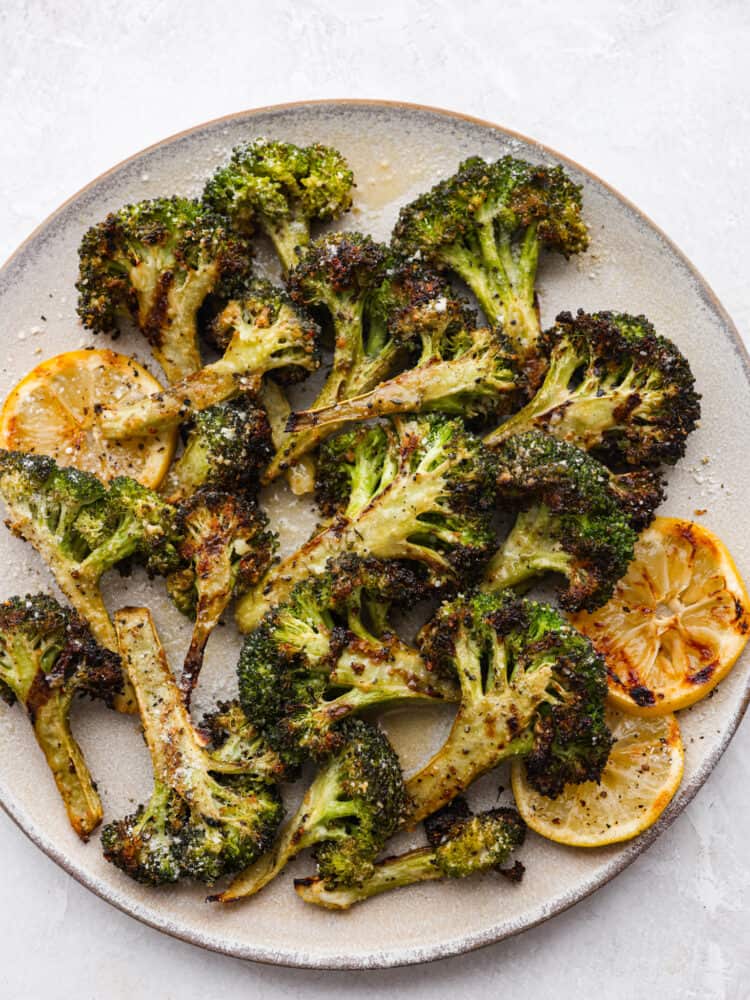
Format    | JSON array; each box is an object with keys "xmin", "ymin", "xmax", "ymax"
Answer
[{"xmin": 0, "ymin": 101, "xmax": 748, "ymax": 970}]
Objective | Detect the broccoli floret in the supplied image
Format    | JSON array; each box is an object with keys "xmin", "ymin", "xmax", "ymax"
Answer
[
  {"xmin": 165, "ymin": 489, "xmax": 276, "ymax": 702},
  {"xmin": 236, "ymin": 414, "xmax": 498, "ymax": 632},
  {"xmin": 392, "ymin": 156, "xmax": 589, "ymax": 384},
  {"xmin": 295, "ymin": 803, "xmax": 525, "ymax": 909},
  {"xmin": 97, "ymin": 278, "xmax": 319, "ymax": 440},
  {"xmin": 102, "ymin": 608, "xmax": 284, "ymax": 886},
  {"xmin": 405, "ymin": 591, "xmax": 611, "ymax": 823},
  {"xmin": 203, "ymin": 139, "xmax": 354, "ymax": 272},
  {"xmin": 486, "ymin": 310, "xmax": 701, "ymax": 466},
  {"xmin": 238, "ymin": 556, "xmax": 457, "ymax": 762},
  {"xmin": 482, "ymin": 431, "xmax": 639, "ymax": 611},
  {"xmin": 76, "ymin": 197, "xmax": 253, "ymax": 384},
  {"xmin": 315, "ymin": 422, "xmax": 400, "ymax": 518},
  {"xmin": 214, "ymin": 718, "xmax": 408, "ymax": 901},
  {"xmin": 0, "ymin": 451, "xmax": 181, "ymax": 658},
  {"xmin": 0, "ymin": 594, "xmax": 123, "ymax": 839},
  {"xmin": 160, "ymin": 397, "xmax": 272, "ymax": 503}
]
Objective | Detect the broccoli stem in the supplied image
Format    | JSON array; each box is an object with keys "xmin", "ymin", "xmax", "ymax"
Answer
[
  {"xmin": 261, "ymin": 214, "xmax": 309, "ymax": 274},
  {"xmin": 295, "ymin": 848, "xmax": 441, "ymax": 909},
  {"xmin": 258, "ymin": 380, "xmax": 316, "ymax": 495},
  {"xmin": 32, "ymin": 688, "xmax": 103, "ymax": 840},
  {"xmin": 480, "ymin": 506, "xmax": 572, "ymax": 594}
]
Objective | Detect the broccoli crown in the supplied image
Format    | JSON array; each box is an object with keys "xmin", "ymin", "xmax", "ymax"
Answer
[
  {"xmin": 288, "ymin": 231, "xmax": 389, "ymax": 305},
  {"xmin": 431, "ymin": 807, "xmax": 527, "ymax": 879},
  {"xmin": 416, "ymin": 590, "xmax": 612, "ymax": 804},
  {"xmin": 101, "ymin": 782, "xmax": 187, "ymax": 885},
  {"xmin": 491, "ymin": 310, "xmax": 701, "ymax": 465},
  {"xmin": 162, "ymin": 397, "xmax": 273, "ymax": 502},
  {"xmin": 203, "ymin": 139, "xmax": 353, "ymax": 256},
  {"xmin": 486, "ymin": 430, "xmax": 638, "ymax": 610},
  {"xmin": 608, "ymin": 466, "xmax": 666, "ymax": 530},
  {"xmin": 237, "ymin": 555, "xmax": 445, "ymax": 762},
  {"xmin": 315, "ymin": 422, "xmax": 399, "ymax": 518},
  {"xmin": 101, "ymin": 475, "xmax": 183, "ymax": 576}
]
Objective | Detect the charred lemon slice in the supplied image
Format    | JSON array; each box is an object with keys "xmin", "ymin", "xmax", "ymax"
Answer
[
  {"xmin": 511, "ymin": 709, "xmax": 684, "ymax": 847},
  {"xmin": 0, "ymin": 349, "xmax": 176, "ymax": 487},
  {"xmin": 572, "ymin": 517, "xmax": 750, "ymax": 716}
]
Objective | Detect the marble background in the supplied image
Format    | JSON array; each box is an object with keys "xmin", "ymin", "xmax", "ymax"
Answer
[{"xmin": 0, "ymin": 2, "xmax": 748, "ymax": 997}]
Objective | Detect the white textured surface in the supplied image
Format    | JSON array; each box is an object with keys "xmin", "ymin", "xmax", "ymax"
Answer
[{"xmin": 0, "ymin": 2, "xmax": 748, "ymax": 998}]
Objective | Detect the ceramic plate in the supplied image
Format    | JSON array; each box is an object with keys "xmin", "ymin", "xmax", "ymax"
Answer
[{"xmin": 0, "ymin": 101, "xmax": 748, "ymax": 970}]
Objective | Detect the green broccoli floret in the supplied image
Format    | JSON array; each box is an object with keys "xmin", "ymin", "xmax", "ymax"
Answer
[
  {"xmin": 214, "ymin": 718, "xmax": 408, "ymax": 902},
  {"xmin": 203, "ymin": 139, "xmax": 354, "ymax": 272},
  {"xmin": 295, "ymin": 802, "xmax": 525, "ymax": 909},
  {"xmin": 482, "ymin": 431, "xmax": 639, "ymax": 611},
  {"xmin": 287, "ymin": 289, "xmax": 519, "ymax": 436},
  {"xmin": 160, "ymin": 397, "xmax": 273, "ymax": 503},
  {"xmin": 0, "ymin": 594, "xmax": 123, "ymax": 839},
  {"xmin": 97, "ymin": 278, "xmax": 319, "ymax": 440},
  {"xmin": 101, "ymin": 608, "xmax": 284, "ymax": 886},
  {"xmin": 486, "ymin": 310, "xmax": 701, "ymax": 466},
  {"xmin": 236, "ymin": 414, "xmax": 498, "ymax": 632},
  {"xmin": 165, "ymin": 489, "xmax": 276, "ymax": 702},
  {"xmin": 314, "ymin": 422, "xmax": 400, "ymax": 518},
  {"xmin": 0, "ymin": 451, "xmax": 181, "ymax": 658},
  {"xmin": 238, "ymin": 556, "xmax": 457, "ymax": 762},
  {"xmin": 392, "ymin": 156, "xmax": 589, "ymax": 384},
  {"xmin": 76, "ymin": 197, "xmax": 253, "ymax": 384},
  {"xmin": 405, "ymin": 591, "xmax": 611, "ymax": 823}
]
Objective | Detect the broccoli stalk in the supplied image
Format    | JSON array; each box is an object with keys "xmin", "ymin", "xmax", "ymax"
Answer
[
  {"xmin": 102, "ymin": 607, "xmax": 284, "ymax": 885},
  {"xmin": 392, "ymin": 156, "xmax": 589, "ymax": 384},
  {"xmin": 486, "ymin": 311, "xmax": 701, "ymax": 466},
  {"xmin": 406, "ymin": 591, "xmax": 612, "ymax": 824},
  {"xmin": 0, "ymin": 594, "xmax": 123, "ymax": 839},
  {"xmin": 203, "ymin": 139, "xmax": 354, "ymax": 273},
  {"xmin": 97, "ymin": 280, "xmax": 319, "ymax": 440},
  {"xmin": 76, "ymin": 197, "xmax": 253, "ymax": 384},
  {"xmin": 295, "ymin": 802, "xmax": 525, "ymax": 909},
  {"xmin": 235, "ymin": 415, "xmax": 497, "ymax": 632},
  {"xmin": 482, "ymin": 431, "xmax": 641, "ymax": 611},
  {"xmin": 166, "ymin": 489, "xmax": 276, "ymax": 703},
  {"xmin": 214, "ymin": 718, "xmax": 408, "ymax": 902},
  {"xmin": 238, "ymin": 557, "xmax": 458, "ymax": 761}
]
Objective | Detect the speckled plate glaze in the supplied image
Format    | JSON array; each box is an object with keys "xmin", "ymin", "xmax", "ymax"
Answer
[{"xmin": 0, "ymin": 101, "xmax": 748, "ymax": 970}]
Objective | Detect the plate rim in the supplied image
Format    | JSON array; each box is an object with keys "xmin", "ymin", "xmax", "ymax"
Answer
[{"xmin": 1, "ymin": 98, "xmax": 748, "ymax": 971}]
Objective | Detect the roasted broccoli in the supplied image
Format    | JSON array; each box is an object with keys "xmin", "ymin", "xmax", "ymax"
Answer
[
  {"xmin": 235, "ymin": 414, "xmax": 497, "ymax": 632},
  {"xmin": 203, "ymin": 139, "xmax": 354, "ymax": 272},
  {"xmin": 0, "ymin": 451, "xmax": 181, "ymax": 658},
  {"xmin": 160, "ymin": 397, "xmax": 273, "ymax": 503},
  {"xmin": 101, "ymin": 607, "xmax": 284, "ymax": 885},
  {"xmin": 0, "ymin": 594, "xmax": 123, "ymax": 839},
  {"xmin": 483, "ymin": 431, "xmax": 643, "ymax": 611},
  {"xmin": 76, "ymin": 197, "xmax": 253, "ymax": 384},
  {"xmin": 97, "ymin": 279, "xmax": 319, "ymax": 440},
  {"xmin": 166, "ymin": 489, "xmax": 276, "ymax": 702},
  {"xmin": 406, "ymin": 591, "xmax": 611, "ymax": 823},
  {"xmin": 392, "ymin": 156, "xmax": 588, "ymax": 384},
  {"xmin": 214, "ymin": 718, "xmax": 408, "ymax": 901},
  {"xmin": 486, "ymin": 310, "xmax": 701, "ymax": 466},
  {"xmin": 238, "ymin": 556, "xmax": 458, "ymax": 761},
  {"xmin": 287, "ymin": 290, "xmax": 519, "ymax": 435},
  {"xmin": 295, "ymin": 801, "xmax": 525, "ymax": 909}
]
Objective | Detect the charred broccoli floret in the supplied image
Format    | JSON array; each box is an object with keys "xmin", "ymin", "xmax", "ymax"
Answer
[
  {"xmin": 0, "ymin": 594, "xmax": 123, "ymax": 839},
  {"xmin": 392, "ymin": 156, "xmax": 588, "ymax": 384},
  {"xmin": 486, "ymin": 310, "xmax": 701, "ymax": 466},
  {"xmin": 0, "ymin": 451, "xmax": 181, "ymax": 657},
  {"xmin": 203, "ymin": 139, "xmax": 354, "ymax": 272},
  {"xmin": 236, "ymin": 415, "xmax": 498, "ymax": 632},
  {"xmin": 406, "ymin": 591, "xmax": 611, "ymax": 823},
  {"xmin": 160, "ymin": 397, "xmax": 273, "ymax": 503},
  {"xmin": 97, "ymin": 279, "xmax": 319, "ymax": 440},
  {"xmin": 166, "ymin": 489, "xmax": 276, "ymax": 702},
  {"xmin": 214, "ymin": 718, "xmax": 408, "ymax": 901},
  {"xmin": 238, "ymin": 556, "xmax": 457, "ymax": 762},
  {"xmin": 101, "ymin": 608, "xmax": 284, "ymax": 886},
  {"xmin": 295, "ymin": 801, "xmax": 525, "ymax": 909},
  {"xmin": 483, "ymin": 431, "xmax": 641, "ymax": 611},
  {"xmin": 76, "ymin": 197, "xmax": 253, "ymax": 383}
]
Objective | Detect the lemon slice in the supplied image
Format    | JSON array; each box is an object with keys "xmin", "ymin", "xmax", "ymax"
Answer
[
  {"xmin": 572, "ymin": 517, "xmax": 750, "ymax": 716},
  {"xmin": 0, "ymin": 349, "xmax": 177, "ymax": 488},
  {"xmin": 511, "ymin": 709, "xmax": 684, "ymax": 847}
]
